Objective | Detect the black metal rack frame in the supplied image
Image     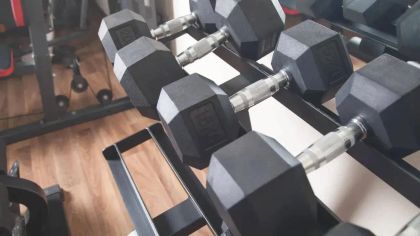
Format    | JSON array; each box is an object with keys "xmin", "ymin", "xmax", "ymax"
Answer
[
  {"xmin": 103, "ymin": 123, "xmax": 339, "ymax": 235},
  {"xmin": 101, "ymin": 26, "xmax": 420, "ymax": 235}
]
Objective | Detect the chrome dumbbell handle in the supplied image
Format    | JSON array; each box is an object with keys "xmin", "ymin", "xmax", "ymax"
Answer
[{"xmin": 151, "ymin": 13, "xmax": 197, "ymax": 40}]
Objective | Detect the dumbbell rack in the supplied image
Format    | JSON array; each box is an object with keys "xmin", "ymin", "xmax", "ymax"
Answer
[
  {"xmin": 103, "ymin": 123, "xmax": 339, "ymax": 235},
  {"xmin": 102, "ymin": 27, "xmax": 420, "ymax": 235}
]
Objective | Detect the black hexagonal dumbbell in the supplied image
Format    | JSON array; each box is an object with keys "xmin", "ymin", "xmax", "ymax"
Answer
[
  {"xmin": 343, "ymin": 0, "xmax": 407, "ymax": 29},
  {"xmin": 207, "ymin": 55, "xmax": 420, "ymax": 233},
  {"xmin": 207, "ymin": 131, "xmax": 319, "ymax": 235},
  {"xmin": 148, "ymin": 0, "xmax": 286, "ymax": 66},
  {"xmin": 204, "ymin": 0, "xmax": 286, "ymax": 61},
  {"xmin": 293, "ymin": 0, "xmax": 344, "ymax": 19},
  {"xmin": 207, "ymin": 132, "xmax": 376, "ymax": 235},
  {"xmin": 114, "ymin": 0, "xmax": 286, "ymax": 119},
  {"xmin": 157, "ymin": 20, "xmax": 353, "ymax": 169},
  {"xmin": 396, "ymin": 1, "xmax": 420, "ymax": 60},
  {"xmin": 288, "ymin": 54, "xmax": 420, "ymax": 175},
  {"xmin": 325, "ymin": 223, "xmax": 374, "ymax": 236},
  {"xmin": 99, "ymin": 0, "xmax": 220, "ymax": 63},
  {"xmin": 239, "ymin": 53, "xmax": 420, "ymax": 175}
]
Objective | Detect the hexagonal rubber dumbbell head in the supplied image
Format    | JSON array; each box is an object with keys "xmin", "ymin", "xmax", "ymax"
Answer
[
  {"xmin": 343, "ymin": 0, "xmax": 406, "ymax": 28},
  {"xmin": 207, "ymin": 131, "xmax": 318, "ymax": 236},
  {"xmin": 189, "ymin": 0, "xmax": 219, "ymax": 33},
  {"xmin": 336, "ymin": 54, "xmax": 420, "ymax": 157},
  {"xmin": 114, "ymin": 37, "xmax": 186, "ymax": 119},
  {"xmin": 295, "ymin": 0, "xmax": 343, "ymax": 18},
  {"xmin": 99, "ymin": 9, "xmax": 152, "ymax": 63},
  {"xmin": 152, "ymin": 0, "xmax": 220, "ymax": 40},
  {"xmin": 214, "ymin": 0, "xmax": 285, "ymax": 60},
  {"xmin": 272, "ymin": 20, "xmax": 353, "ymax": 100},
  {"xmin": 325, "ymin": 223, "xmax": 374, "ymax": 236},
  {"xmin": 157, "ymin": 74, "xmax": 240, "ymax": 169},
  {"xmin": 397, "ymin": 1, "xmax": 420, "ymax": 60}
]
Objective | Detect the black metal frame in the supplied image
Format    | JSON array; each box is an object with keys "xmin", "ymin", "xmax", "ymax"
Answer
[
  {"xmin": 0, "ymin": 97, "xmax": 132, "ymax": 144},
  {"xmin": 24, "ymin": 0, "xmax": 61, "ymax": 121},
  {"xmin": 0, "ymin": 139, "xmax": 6, "ymax": 174},
  {"xmin": 103, "ymin": 124, "xmax": 222, "ymax": 235},
  {"xmin": 103, "ymin": 123, "xmax": 339, "ymax": 235}
]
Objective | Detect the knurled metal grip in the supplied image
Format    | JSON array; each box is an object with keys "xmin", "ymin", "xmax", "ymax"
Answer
[
  {"xmin": 297, "ymin": 117, "xmax": 367, "ymax": 173},
  {"xmin": 151, "ymin": 13, "xmax": 197, "ymax": 40},
  {"xmin": 177, "ymin": 26, "xmax": 230, "ymax": 67},
  {"xmin": 229, "ymin": 71, "xmax": 289, "ymax": 113},
  {"xmin": 397, "ymin": 213, "xmax": 420, "ymax": 236},
  {"xmin": 408, "ymin": 61, "xmax": 420, "ymax": 69}
]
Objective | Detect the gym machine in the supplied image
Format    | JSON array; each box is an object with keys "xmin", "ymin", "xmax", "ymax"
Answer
[
  {"xmin": 95, "ymin": 0, "xmax": 158, "ymax": 30},
  {"xmin": 278, "ymin": 0, "xmax": 420, "ymax": 62},
  {"xmin": 0, "ymin": 0, "xmax": 134, "ymax": 145},
  {"xmin": 0, "ymin": 178, "xmax": 69, "ymax": 236},
  {"xmin": 0, "ymin": 0, "xmax": 89, "ymax": 77},
  {"xmin": 101, "ymin": 3, "xmax": 420, "ymax": 235},
  {"xmin": 0, "ymin": 158, "xmax": 69, "ymax": 236}
]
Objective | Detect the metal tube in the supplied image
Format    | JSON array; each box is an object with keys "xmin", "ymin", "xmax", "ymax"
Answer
[
  {"xmin": 79, "ymin": 0, "xmax": 89, "ymax": 30},
  {"xmin": 151, "ymin": 13, "xmax": 197, "ymax": 40},
  {"xmin": 229, "ymin": 71, "xmax": 290, "ymax": 113},
  {"xmin": 24, "ymin": 0, "xmax": 61, "ymax": 121},
  {"xmin": 297, "ymin": 117, "xmax": 368, "ymax": 173},
  {"xmin": 176, "ymin": 26, "xmax": 230, "ymax": 67}
]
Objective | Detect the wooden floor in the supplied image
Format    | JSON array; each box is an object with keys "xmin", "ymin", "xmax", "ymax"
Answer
[{"xmin": 1, "ymin": 8, "xmax": 209, "ymax": 236}]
